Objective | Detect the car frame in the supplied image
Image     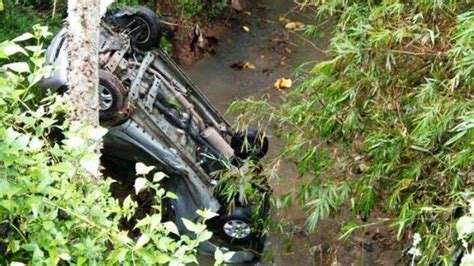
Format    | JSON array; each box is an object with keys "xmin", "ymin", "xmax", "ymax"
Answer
[{"xmin": 41, "ymin": 6, "xmax": 270, "ymax": 263}]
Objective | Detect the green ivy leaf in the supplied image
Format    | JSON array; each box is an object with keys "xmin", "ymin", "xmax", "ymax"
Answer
[
  {"xmin": 197, "ymin": 230, "xmax": 213, "ymax": 242},
  {"xmin": 135, "ymin": 248, "xmax": 157, "ymax": 264},
  {"xmin": 214, "ymin": 250, "xmax": 236, "ymax": 265},
  {"xmin": 155, "ymin": 253, "xmax": 171, "ymax": 264},
  {"xmin": 214, "ymin": 248, "xmax": 224, "ymax": 266},
  {"xmin": 28, "ymin": 136, "xmax": 43, "ymax": 151},
  {"xmin": 43, "ymin": 221, "xmax": 55, "ymax": 231},
  {"xmin": 182, "ymin": 218, "xmax": 206, "ymax": 233},
  {"xmin": 59, "ymin": 252, "xmax": 71, "ymax": 262},
  {"xmin": 153, "ymin": 172, "xmax": 167, "ymax": 182},
  {"xmin": 196, "ymin": 209, "xmax": 219, "ymax": 220},
  {"xmin": 8, "ymin": 240, "xmax": 20, "ymax": 253},
  {"xmin": 135, "ymin": 162, "xmax": 155, "ymax": 175},
  {"xmin": 163, "ymin": 221, "xmax": 180, "ymax": 236},
  {"xmin": 107, "ymin": 249, "xmax": 127, "ymax": 263},
  {"xmin": 12, "ymin": 33, "xmax": 34, "ymax": 42},
  {"xmin": 3, "ymin": 62, "xmax": 30, "ymax": 73},
  {"xmin": 0, "ymin": 199, "xmax": 18, "ymax": 211},
  {"xmin": 134, "ymin": 178, "xmax": 148, "ymax": 195},
  {"xmin": 1, "ymin": 42, "xmax": 27, "ymax": 57},
  {"xmin": 134, "ymin": 234, "xmax": 150, "ymax": 249},
  {"xmin": 80, "ymin": 153, "xmax": 101, "ymax": 175},
  {"xmin": 5, "ymin": 127, "xmax": 20, "ymax": 143},
  {"xmin": 116, "ymin": 231, "xmax": 133, "ymax": 246},
  {"xmin": 49, "ymin": 162, "xmax": 75, "ymax": 177},
  {"xmin": 165, "ymin": 191, "xmax": 179, "ymax": 200},
  {"xmin": 456, "ymin": 216, "xmax": 474, "ymax": 239},
  {"xmin": 84, "ymin": 126, "xmax": 108, "ymax": 141},
  {"xmin": 460, "ymin": 253, "xmax": 474, "ymax": 266},
  {"xmin": 33, "ymin": 25, "xmax": 52, "ymax": 38}
]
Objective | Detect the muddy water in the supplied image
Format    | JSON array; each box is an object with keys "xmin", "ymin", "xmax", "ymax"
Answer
[
  {"xmin": 183, "ymin": 1, "xmax": 400, "ymax": 265},
  {"xmin": 184, "ymin": 0, "xmax": 327, "ymax": 113}
]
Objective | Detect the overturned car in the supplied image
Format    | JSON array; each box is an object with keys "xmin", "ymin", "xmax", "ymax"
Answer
[{"xmin": 41, "ymin": 6, "xmax": 270, "ymax": 263}]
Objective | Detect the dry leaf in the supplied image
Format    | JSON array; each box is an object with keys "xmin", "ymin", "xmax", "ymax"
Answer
[
  {"xmin": 243, "ymin": 61, "xmax": 256, "ymax": 69},
  {"xmin": 279, "ymin": 15, "xmax": 290, "ymax": 23},
  {"xmin": 242, "ymin": 26, "xmax": 250, "ymax": 32},
  {"xmin": 274, "ymin": 78, "xmax": 292, "ymax": 89},
  {"xmin": 230, "ymin": 61, "xmax": 256, "ymax": 70},
  {"xmin": 285, "ymin": 21, "xmax": 305, "ymax": 31},
  {"xmin": 243, "ymin": 11, "xmax": 251, "ymax": 16}
]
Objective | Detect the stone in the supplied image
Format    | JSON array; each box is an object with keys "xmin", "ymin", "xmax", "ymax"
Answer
[{"xmin": 231, "ymin": 0, "xmax": 246, "ymax": 11}]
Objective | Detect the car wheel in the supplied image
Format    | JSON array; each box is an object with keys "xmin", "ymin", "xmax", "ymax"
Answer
[
  {"xmin": 231, "ymin": 128, "xmax": 269, "ymax": 161},
  {"xmin": 99, "ymin": 70, "xmax": 128, "ymax": 125},
  {"xmin": 219, "ymin": 207, "xmax": 255, "ymax": 244},
  {"xmin": 126, "ymin": 8, "xmax": 161, "ymax": 51}
]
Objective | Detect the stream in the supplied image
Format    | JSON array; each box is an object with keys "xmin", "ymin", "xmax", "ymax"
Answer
[{"xmin": 183, "ymin": 1, "xmax": 401, "ymax": 265}]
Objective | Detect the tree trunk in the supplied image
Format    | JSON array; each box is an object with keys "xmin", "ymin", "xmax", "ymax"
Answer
[
  {"xmin": 66, "ymin": 0, "xmax": 100, "ymax": 124},
  {"xmin": 66, "ymin": 0, "xmax": 101, "ymax": 180}
]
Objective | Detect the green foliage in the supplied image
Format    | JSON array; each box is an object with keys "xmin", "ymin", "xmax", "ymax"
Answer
[
  {"xmin": 205, "ymin": 0, "xmax": 228, "ymax": 19},
  {"xmin": 299, "ymin": 181, "xmax": 351, "ymax": 232},
  {"xmin": 0, "ymin": 26, "xmax": 213, "ymax": 265},
  {"xmin": 160, "ymin": 37, "xmax": 173, "ymax": 54},
  {"xmin": 177, "ymin": 0, "xmax": 204, "ymax": 19},
  {"xmin": 116, "ymin": 0, "xmax": 141, "ymax": 6},
  {"xmin": 112, "ymin": 0, "xmax": 153, "ymax": 9},
  {"xmin": 230, "ymin": 0, "xmax": 473, "ymax": 264},
  {"xmin": 177, "ymin": 0, "xmax": 228, "ymax": 20},
  {"xmin": 0, "ymin": 2, "xmax": 64, "ymax": 42},
  {"xmin": 212, "ymin": 157, "xmax": 271, "ymax": 235}
]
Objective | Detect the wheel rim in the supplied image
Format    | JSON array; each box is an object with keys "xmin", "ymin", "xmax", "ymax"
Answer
[
  {"xmin": 223, "ymin": 219, "xmax": 251, "ymax": 239},
  {"xmin": 99, "ymin": 84, "xmax": 113, "ymax": 111},
  {"xmin": 127, "ymin": 17, "xmax": 151, "ymax": 44}
]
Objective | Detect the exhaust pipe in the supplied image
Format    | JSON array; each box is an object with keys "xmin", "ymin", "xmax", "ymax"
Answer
[{"xmin": 201, "ymin": 127, "xmax": 234, "ymax": 158}]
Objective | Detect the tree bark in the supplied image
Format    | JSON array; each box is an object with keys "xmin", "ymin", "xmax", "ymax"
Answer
[
  {"xmin": 66, "ymin": 0, "xmax": 101, "ymax": 180},
  {"xmin": 66, "ymin": 0, "xmax": 100, "ymax": 125}
]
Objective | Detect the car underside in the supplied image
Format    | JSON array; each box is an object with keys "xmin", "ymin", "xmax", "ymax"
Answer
[{"xmin": 41, "ymin": 6, "xmax": 271, "ymax": 263}]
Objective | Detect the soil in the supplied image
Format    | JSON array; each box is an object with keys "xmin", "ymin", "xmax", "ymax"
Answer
[
  {"xmin": 178, "ymin": 0, "xmax": 405, "ymax": 265},
  {"xmin": 156, "ymin": 0, "xmax": 257, "ymax": 65}
]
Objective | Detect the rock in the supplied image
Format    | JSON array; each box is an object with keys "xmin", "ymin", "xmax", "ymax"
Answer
[
  {"xmin": 362, "ymin": 242, "xmax": 374, "ymax": 253},
  {"xmin": 376, "ymin": 250, "xmax": 402, "ymax": 265},
  {"xmin": 372, "ymin": 232, "xmax": 384, "ymax": 241},
  {"xmin": 231, "ymin": 0, "xmax": 246, "ymax": 11},
  {"xmin": 229, "ymin": 61, "xmax": 255, "ymax": 70},
  {"xmin": 285, "ymin": 21, "xmax": 305, "ymax": 31}
]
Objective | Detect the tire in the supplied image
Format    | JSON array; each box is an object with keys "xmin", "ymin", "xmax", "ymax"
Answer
[
  {"xmin": 231, "ymin": 128, "xmax": 269, "ymax": 161},
  {"xmin": 98, "ymin": 70, "xmax": 128, "ymax": 125},
  {"xmin": 219, "ymin": 207, "xmax": 255, "ymax": 244},
  {"xmin": 127, "ymin": 8, "xmax": 162, "ymax": 51}
]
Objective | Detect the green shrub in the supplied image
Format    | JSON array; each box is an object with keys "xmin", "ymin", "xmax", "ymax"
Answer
[
  {"xmin": 0, "ymin": 26, "xmax": 215, "ymax": 265},
  {"xmin": 230, "ymin": 1, "xmax": 473, "ymax": 264},
  {"xmin": 0, "ymin": 3, "xmax": 64, "ymax": 42},
  {"xmin": 206, "ymin": 0, "xmax": 228, "ymax": 18},
  {"xmin": 177, "ymin": 0, "xmax": 204, "ymax": 19},
  {"xmin": 177, "ymin": 0, "xmax": 228, "ymax": 20}
]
